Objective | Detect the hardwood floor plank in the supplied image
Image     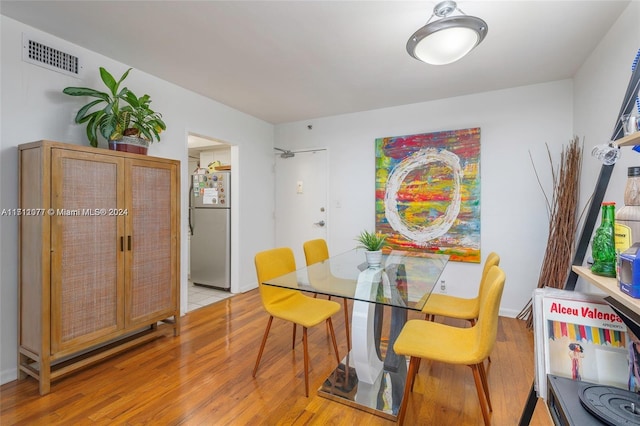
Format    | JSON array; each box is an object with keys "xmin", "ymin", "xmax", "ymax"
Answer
[{"xmin": 1, "ymin": 289, "xmax": 552, "ymax": 425}]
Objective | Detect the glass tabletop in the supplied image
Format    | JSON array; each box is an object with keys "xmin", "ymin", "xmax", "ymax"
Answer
[{"xmin": 263, "ymin": 249, "xmax": 449, "ymax": 311}]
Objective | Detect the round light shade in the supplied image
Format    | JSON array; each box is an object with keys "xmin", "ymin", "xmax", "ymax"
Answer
[{"xmin": 407, "ymin": 16, "xmax": 488, "ymax": 65}]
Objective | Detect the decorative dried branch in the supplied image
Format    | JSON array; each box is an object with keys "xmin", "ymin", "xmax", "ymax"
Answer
[{"xmin": 517, "ymin": 137, "xmax": 585, "ymax": 328}]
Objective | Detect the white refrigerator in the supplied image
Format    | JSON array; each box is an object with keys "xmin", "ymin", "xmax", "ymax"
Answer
[{"xmin": 189, "ymin": 171, "xmax": 230, "ymax": 289}]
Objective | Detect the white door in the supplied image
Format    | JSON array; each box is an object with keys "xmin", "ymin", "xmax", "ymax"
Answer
[{"xmin": 275, "ymin": 149, "xmax": 328, "ymax": 268}]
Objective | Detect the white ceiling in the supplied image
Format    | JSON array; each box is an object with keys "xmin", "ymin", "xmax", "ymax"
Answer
[{"xmin": 0, "ymin": 1, "xmax": 632, "ymax": 124}]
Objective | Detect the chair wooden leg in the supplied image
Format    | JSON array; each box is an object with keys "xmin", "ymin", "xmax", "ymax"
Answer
[
  {"xmin": 253, "ymin": 316, "xmax": 273, "ymax": 377},
  {"xmin": 398, "ymin": 356, "xmax": 420, "ymax": 425},
  {"xmin": 343, "ymin": 298, "xmax": 351, "ymax": 351},
  {"xmin": 292, "ymin": 323, "xmax": 297, "ymax": 349},
  {"xmin": 303, "ymin": 327, "xmax": 309, "ymax": 397},
  {"xmin": 471, "ymin": 364, "xmax": 491, "ymax": 426},
  {"xmin": 478, "ymin": 361, "xmax": 492, "ymax": 411},
  {"xmin": 326, "ymin": 318, "xmax": 340, "ymax": 364},
  {"xmin": 410, "ymin": 358, "xmax": 421, "ymax": 391}
]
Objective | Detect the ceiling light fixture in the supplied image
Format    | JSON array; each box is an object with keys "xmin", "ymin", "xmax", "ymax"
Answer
[{"xmin": 407, "ymin": 1, "xmax": 488, "ymax": 65}]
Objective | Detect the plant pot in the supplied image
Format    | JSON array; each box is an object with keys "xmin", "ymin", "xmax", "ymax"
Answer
[
  {"xmin": 109, "ymin": 136, "xmax": 149, "ymax": 155},
  {"xmin": 365, "ymin": 250, "xmax": 382, "ymax": 268}
]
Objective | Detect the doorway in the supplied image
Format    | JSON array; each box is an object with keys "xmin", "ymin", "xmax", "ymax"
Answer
[
  {"xmin": 275, "ymin": 149, "xmax": 328, "ymax": 267},
  {"xmin": 187, "ymin": 134, "xmax": 234, "ymax": 312}
]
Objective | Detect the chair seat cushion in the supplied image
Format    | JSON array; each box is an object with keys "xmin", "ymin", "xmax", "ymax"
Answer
[
  {"xmin": 393, "ymin": 319, "xmax": 486, "ymax": 365},
  {"xmin": 421, "ymin": 293, "xmax": 478, "ymax": 320},
  {"xmin": 267, "ymin": 292, "xmax": 341, "ymax": 328}
]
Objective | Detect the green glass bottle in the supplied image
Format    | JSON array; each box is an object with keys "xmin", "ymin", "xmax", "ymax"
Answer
[{"xmin": 591, "ymin": 202, "xmax": 617, "ymax": 277}]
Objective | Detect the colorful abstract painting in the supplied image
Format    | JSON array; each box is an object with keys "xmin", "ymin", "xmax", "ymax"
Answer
[{"xmin": 375, "ymin": 128, "xmax": 481, "ymax": 263}]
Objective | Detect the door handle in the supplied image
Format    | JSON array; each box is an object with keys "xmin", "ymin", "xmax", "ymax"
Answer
[{"xmin": 314, "ymin": 220, "xmax": 325, "ymax": 227}]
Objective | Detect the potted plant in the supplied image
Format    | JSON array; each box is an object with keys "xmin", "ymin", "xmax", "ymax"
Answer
[
  {"xmin": 355, "ymin": 230, "xmax": 387, "ymax": 268},
  {"xmin": 63, "ymin": 67, "xmax": 166, "ymax": 155}
]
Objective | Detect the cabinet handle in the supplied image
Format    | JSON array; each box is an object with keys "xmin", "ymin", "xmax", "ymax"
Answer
[
  {"xmin": 128, "ymin": 235, "xmax": 132, "ymax": 251},
  {"xmin": 120, "ymin": 236, "xmax": 124, "ymax": 252}
]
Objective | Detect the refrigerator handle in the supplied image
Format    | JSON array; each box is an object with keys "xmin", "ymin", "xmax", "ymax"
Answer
[{"xmin": 188, "ymin": 184, "xmax": 194, "ymax": 235}]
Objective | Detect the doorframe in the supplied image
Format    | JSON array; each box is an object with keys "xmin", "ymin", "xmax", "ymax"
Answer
[{"xmin": 183, "ymin": 132, "xmax": 239, "ymax": 315}]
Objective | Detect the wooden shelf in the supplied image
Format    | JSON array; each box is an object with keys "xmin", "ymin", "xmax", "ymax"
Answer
[
  {"xmin": 614, "ymin": 131, "xmax": 640, "ymax": 147},
  {"xmin": 572, "ymin": 265, "xmax": 640, "ymax": 317}
]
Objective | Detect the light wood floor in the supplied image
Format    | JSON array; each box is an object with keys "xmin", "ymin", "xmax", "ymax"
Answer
[{"xmin": 1, "ymin": 289, "xmax": 552, "ymax": 425}]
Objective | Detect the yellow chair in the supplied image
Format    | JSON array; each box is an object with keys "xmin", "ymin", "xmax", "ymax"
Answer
[
  {"xmin": 252, "ymin": 247, "xmax": 341, "ymax": 397},
  {"xmin": 422, "ymin": 252, "xmax": 500, "ymax": 325},
  {"xmin": 303, "ymin": 239, "xmax": 351, "ymax": 350},
  {"xmin": 393, "ymin": 265, "xmax": 506, "ymax": 426},
  {"xmin": 303, "ymin": 238, "xmax": 330, "ymax": 266}
]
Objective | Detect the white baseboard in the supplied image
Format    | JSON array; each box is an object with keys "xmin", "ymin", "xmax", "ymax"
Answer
[{"xmin": 1, "ymin": 367, "xmax": 17, "ymax": 386}]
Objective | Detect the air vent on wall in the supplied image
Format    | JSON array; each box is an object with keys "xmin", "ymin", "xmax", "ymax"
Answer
[{"xmin": 22, "ymin": 33, "xmax": 83, "ymax": 78}]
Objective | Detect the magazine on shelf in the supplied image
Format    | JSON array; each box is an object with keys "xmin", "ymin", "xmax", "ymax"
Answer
[{"xmin": 533, "ymin": 287, "xmax": 631, "ymax": 399}]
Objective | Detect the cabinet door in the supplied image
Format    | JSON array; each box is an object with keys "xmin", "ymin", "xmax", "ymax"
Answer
[
  {"xmin": 50, "ymin": 149, "xmax": 125, "ymax": 354},
  {"xmin": 125, "ymin": 159, "xmax": 178, "ymax": 326}
]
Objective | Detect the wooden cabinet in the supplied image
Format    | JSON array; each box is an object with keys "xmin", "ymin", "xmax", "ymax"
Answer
[{"xmin": 18, "ymin": 141, "xmax": 180, "ymax": 395}]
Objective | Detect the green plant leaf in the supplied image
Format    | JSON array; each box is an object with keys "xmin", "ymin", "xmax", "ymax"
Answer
[
  {"xmin": 117, "ymin": 87, "xmax": 131, "ymax": 100},
  {"xmin": 85, "ymin": 114, "xmax": 99, "ymax": 147},
  {"xmin": 138, "ymin": 94, "xmax": 150, "ymax": 105},
  {"xmin": 152, "ymin": 118, "xmax": 166, "ymax": 131},
  {"xmin": 355, "ymin": 230, "xmax": 387, "ymax": 251},
  {"xmin": 120, "ymin": 111, "xmax": 131, "ymax": 130},
  {"xmin": 62, "ymin": 87, "xmax": 111, "ymax": 102},
  {"xmin": 99, "ymin": 114, "xmax": 118, "ymax": 141},
  {"xmin": 102, "ymin": 101, "xmax": 116, "ymax": 115},
  {"xmin": 116, "ymin": 68, "xmax": 132, "ymax": 86},
  {"xmin": 122, "ymin": 90, "xmax": 139, "ymax": 107},
  {"xmin": 74, "ymin": 99, "xmax": 104, "ymax": 123},
  {"xmin": 138, "ymin": 126, "xmax": 153, "ymax": 141},
  {"xmin": 77, "ymin": 109, "xmax": 103, "ymax": 124},
  {"xmin": 99, "ymin": 67, "xmax": 118, "ymax": 94}
]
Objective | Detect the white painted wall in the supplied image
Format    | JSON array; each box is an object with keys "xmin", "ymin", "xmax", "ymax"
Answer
[
  {"xmin": 0, "ymin": 16, "xmax": 275, "ymax": 384},
  {"xmin": 275, "ymin": 81, "xmax": 573, "ymax": 318}
]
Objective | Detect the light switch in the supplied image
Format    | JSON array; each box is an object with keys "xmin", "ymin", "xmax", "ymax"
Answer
[{"xmin": 296, "ymin": 181, "xmax": 303, "ymax": 194}]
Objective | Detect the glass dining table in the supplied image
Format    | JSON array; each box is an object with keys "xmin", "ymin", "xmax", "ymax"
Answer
[{"xmin": 263, "ymin": 248, "xmax": 449, "ymax": 420}]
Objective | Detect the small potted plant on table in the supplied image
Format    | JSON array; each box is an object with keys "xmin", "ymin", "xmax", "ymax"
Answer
[{"xmin": 355, "ymin": 230, "xmax": 387, "ymax": 268}]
